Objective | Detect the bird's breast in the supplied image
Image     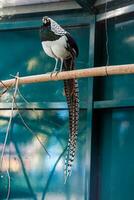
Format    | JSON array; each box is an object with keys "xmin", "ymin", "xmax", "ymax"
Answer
[
  {"xmin": 52, "ymin": 36, "xmax": 70, "ymax": 59},
  {"xmin": 41, "ymin": 41, "xmax": 56, "ymax": 58},
  {"xmin": 42, "ymin": 36, "xmax": 70, "ymax": 60}
]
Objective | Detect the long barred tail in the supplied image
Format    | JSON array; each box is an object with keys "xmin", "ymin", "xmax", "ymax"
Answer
[{"xmin": 63, "ymin": 58, "xmax": 79, "ymax": 183}]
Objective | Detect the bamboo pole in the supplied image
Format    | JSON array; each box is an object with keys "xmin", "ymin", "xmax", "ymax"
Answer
[{"xmin": 0, "ymin": 64, "xmax": 134, "ymax": 88}]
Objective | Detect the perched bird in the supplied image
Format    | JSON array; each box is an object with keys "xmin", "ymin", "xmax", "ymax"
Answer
[{"xmin": 40, "ymin": 16, "xmax": 79, "ymax": 182}]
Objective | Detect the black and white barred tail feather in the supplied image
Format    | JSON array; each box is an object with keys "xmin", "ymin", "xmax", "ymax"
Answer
[{"xmin": 63, "ymin": 58, "xmax": 79, "ymax": 182}]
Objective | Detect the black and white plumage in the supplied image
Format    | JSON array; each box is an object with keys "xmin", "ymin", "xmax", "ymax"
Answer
[{"xmin": 40, "ymin": 16, "xmax": 79, "ymax": 182}]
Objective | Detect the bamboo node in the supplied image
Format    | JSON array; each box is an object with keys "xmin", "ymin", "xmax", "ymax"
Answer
[{"xmin": 105, "ymin": 66, "xmax": 109, "ymax": 76}]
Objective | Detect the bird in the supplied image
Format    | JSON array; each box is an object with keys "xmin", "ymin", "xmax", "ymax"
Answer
[{"xmin": 40, "ymin": 16, "xmax": 79, "ymax": 182}]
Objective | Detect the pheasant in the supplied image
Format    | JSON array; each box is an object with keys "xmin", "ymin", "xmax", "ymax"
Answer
[{"xmin": 40, "ymin": 16, "xmax": 79, "ymax": 182}]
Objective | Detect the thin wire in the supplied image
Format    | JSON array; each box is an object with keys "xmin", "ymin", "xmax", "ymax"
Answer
[
  {"xmin": 17, "ymin": 88, "xmax": 63, "ymax": 128},
  {"xmin": 105, "ymin": 0, "xmax": 109, "ymax": 66},
  {"xmin": 0, "ymin": 80, "xmax": 8, "ymax": 89},
  {"xmin": 0, "ymin": 72, "xmax": 19, "ymax": 200},
  {"xmin": 14, "ymin": 102, "xmax": 51, "ymax": 157},
  {"xmin": 15, "ymin": 88, "xmax": 51, "ymax": 157}
]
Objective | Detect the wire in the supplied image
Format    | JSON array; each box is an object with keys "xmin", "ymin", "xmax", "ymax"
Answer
[{"xmin": 105, "ymin": 0, "xmax": 109, "ymax": 66}]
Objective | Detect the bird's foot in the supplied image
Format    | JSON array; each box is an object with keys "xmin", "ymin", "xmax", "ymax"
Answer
[
  {"xmin": 55, "ymin": 71, "xmax": 60, "ymax": 76},
  {"xmin": 54, "ymin": 68, "xmax": 63, "ymax": 76},
  {"xmin": 50, "ymin": 68, "xmax": 63, "ymax": 77},
  {"xmin": 50, "ymin": 70, "xmax": 58, "ymax": 78},
  {"xmin": 54, "ymin": 70, "xmax": 63, "ymax": 77}
]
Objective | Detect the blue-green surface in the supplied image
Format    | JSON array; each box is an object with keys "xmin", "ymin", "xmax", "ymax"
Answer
[
  {"xmin": 94, "ymin": 18, "xmax": 134, "ymax": 101},
  {"xmin": 93, "ymin": 109, "xmax": 134, "ymax": 200},
  {"xmin": 91, "ymin": 16, "xmax": 134, "ymax": 200},
  {"xmin": 0, "ymin": 109, "xmax": 87, "ymax": 199}
]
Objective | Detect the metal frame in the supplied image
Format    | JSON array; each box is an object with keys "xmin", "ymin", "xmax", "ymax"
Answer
[
  {"xmin": 0, "ymin": 1, "xmax": 81, "ymax": 16},
  {"xmin": 95, "ymin": 0, "xmax": 134, "ymax": 8},
  {"xmin": 97, "ymin": 4, "xmax": 134, "ymax": 21},
  {"xmin": 85, "ymin": 15, "xmax": 96, "ymax": 200},
  {"xmin": 0, "ymin": 102, "xmax": 87, "ymax": 110},
  {"xmin": 1, "ymin": 0, "xmax": 133, "ymax": 16},
  {"xmin": 94, "ymin": 99, "xmax": 134, "ymax": 109}
]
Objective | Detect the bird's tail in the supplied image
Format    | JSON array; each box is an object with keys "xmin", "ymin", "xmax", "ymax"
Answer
[{"xmin": 63, "ymin": 58, "xmax": 79, "ymax": 183}]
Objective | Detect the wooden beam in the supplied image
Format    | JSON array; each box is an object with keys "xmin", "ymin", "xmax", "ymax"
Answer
[{"xmin": 0, "ymin": 64, "xmax": 134, "ymax": 88}]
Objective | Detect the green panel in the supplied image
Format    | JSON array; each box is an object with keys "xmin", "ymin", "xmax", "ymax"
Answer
[
  {"xmin": 92, "ymin": 15, "xmax": 134, "ymax": 200},
  {"xmin": 94, "ymin": 17, "xmax": 134, "ymax": 101},
  {"xmin": 93, "ymin": 109, "xmax": 134, "ymax": 200},
  {"xmin": 85, "ymin": 15, "xmax": 96, "ymax": 200},
  {"xmin": 0, "ymin": 25, "xmax": 89, "ymax": 103},
  {"xmin": 0, "ymin": 109, "xmax": 87, "ymax": 199}
]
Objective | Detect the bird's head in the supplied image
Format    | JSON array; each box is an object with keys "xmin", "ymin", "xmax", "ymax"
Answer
[
  {"xmin": 42, "ymin": 16, "xmax": 51, "ymax": 27},
  {"xmin": 41, "ymin": 16, "xmax": 66, "ymax": 36}
]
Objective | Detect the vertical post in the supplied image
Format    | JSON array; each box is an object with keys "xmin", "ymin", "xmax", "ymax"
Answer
[{"xmin": 85, "ymin": 15, "xmax": 96, "ymax": 200}]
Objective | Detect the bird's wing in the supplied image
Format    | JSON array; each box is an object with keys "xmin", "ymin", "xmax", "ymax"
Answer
[{"xmin": 65, "ymin": 33, "xmax": 79, "ymax": 58}]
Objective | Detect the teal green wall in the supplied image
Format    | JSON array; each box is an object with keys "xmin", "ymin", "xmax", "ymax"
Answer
[
  {"xmin": 91, "ymin": 15, "xmax": 134, "ymax": 200},
  {"xmin": 97, "ymin": 109, "xmax": 134, "ymax": 200},
  {"xmin": 0, "ymin": 110, "xmax": 87, "ymax": 199}
]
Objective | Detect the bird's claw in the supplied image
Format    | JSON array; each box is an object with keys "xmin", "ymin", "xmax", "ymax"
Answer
[
  {"xmin": 50, "ymin": 71, "xmax": 56, "ymax": 78},
  {"xmin": 50, "ymin": 70, "xmax": 61, "ymax": 77},
  {"xmin": 55, "ymin": 71, "xmax": 60, "ymax": 76}
]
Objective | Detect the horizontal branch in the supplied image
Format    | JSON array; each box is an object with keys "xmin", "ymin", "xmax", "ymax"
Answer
[{"xmin": 0, "ymin": 64, "xmax": 134, "ymax": 88}]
